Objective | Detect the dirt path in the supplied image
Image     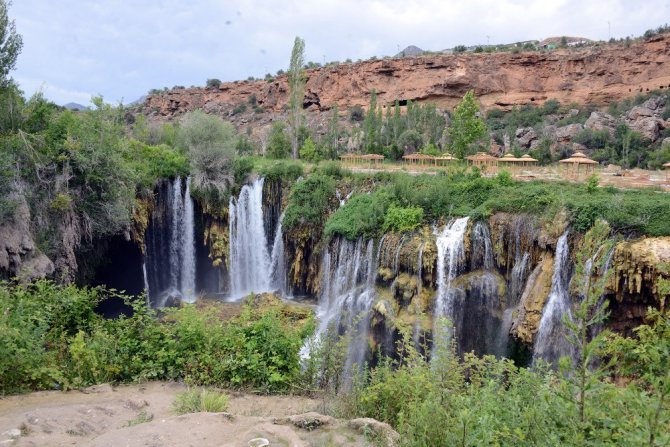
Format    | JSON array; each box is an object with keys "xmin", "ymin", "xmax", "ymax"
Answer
[{"xmin": 0, "ymin": 382, "xmax": 389, "ymax": 447}]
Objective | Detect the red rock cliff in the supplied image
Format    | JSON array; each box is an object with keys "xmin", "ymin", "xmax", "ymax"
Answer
[{"xmin": 143, "ymin": 35, "xmax": 670, "ymax": 118}]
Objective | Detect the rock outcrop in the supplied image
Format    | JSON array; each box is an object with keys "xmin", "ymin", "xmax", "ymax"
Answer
[
  {"xmin": 143, "ymin": 35, "xmax": 670, "ymax": 119},
  {"xmin": 0, "ymin": 193, "xmax": 54, "ymax": 281}
]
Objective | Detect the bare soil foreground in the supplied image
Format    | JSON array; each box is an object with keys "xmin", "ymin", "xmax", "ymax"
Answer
[{"xmin": 0, "ymin": 382, "xmax": 395, "ymax": 447}]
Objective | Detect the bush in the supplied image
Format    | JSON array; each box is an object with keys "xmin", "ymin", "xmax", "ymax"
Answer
[
  {"xmin": 325, "ymin": 189, "xmax": 393, "ymax": 240},
  {"xmin": 299, "ymin": 136, "xmax": 319, "ymax": 162},
  {"xmin": 205, "ymin": 78, "xmax": 221, "ymax": 89},
  {"xmin": 283, "ymin": 173, "xmax": 336, "ymax": 231},
  {"xmin": 232, "ymin": 157, "xmax": 254, "ymax": 185},
  {"xmin": 257, "ymin": 160, "xmax": 304, "ymax": 182},
  {"xmin": 266, "ymin": 122, "xmax": 291, "ymax": 159},
  {"xmin": 349, "ymin": 105, "xmax": 364, "ymax": 122},
  {"xmin": 0, "ymin": 281, "xmax": 314, "ymax": 395},
  {"xmin": 173, "ymin": 388, "xmax": 229, "ymax": 414},
  {"xmin": 383, "ymin": 205, "xmax": 424, "ymax": 233}
]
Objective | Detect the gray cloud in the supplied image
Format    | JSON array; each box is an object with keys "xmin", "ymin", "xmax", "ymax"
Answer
[{"xmin": 10, "ymin": 0, "xmax": 670, "ymax": 105}]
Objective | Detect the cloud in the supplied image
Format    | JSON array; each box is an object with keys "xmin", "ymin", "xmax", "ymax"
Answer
[{"xmin": 9, "ymin": 0, "xmax": 670, "ymax": 105}]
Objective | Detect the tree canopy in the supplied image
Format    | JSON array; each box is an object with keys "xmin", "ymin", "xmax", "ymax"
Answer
[
  {"xmin": 448, "ymin": 90, "xmax": 488, "ymax": 158},
  {"xmin": 0, "ymin": 0, "xmax": 22, "ymax": 86}
]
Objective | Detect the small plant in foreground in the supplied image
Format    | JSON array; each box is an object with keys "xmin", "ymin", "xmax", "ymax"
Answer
[{"xmin": 172, "ymin": 388, "xmax": 229, "ymax": 414}]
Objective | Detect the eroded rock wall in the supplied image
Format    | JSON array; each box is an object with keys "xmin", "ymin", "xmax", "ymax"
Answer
[{"xmin": 143, "ymin": 35, "xmax": 670, "ymax": 120}]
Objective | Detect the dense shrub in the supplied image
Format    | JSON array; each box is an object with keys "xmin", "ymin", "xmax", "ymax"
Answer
[
  {"xmin": 0, "ymin": 281, "xmax": 313, "ymax": 395},
  {"xmin": 257, "ymin": 159, "xmax": 304, "ymax": 182},
  {"xmin": 325, "ymin": 189, "xmax": 393, "ymax": 240},
  {"xmin": 283, "ymin": 173, "xmax": 336, "ymax": 231},
  {"xmin": 383, "ymin": 205, "xmax": 424, "ymax": 233}
]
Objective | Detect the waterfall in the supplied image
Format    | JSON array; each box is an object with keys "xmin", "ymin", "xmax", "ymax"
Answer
[
  {"xmin": 229, "ymin": 177, "xmax": 286, "ymax": 299},
  {"xmin": 268, "ymin": 215, "xmax": 288, "ymax": 297},
  {"xmin": 144, "ymin": 176, "xmax": 197, "ymax": 306},
  {"xmin": 434, "ymin": 217, "xmax": 470, "ymax": 320},
  {"xmin": 533, "ymin": 232, "xmax": 573, "ymax": 365},
  {"xmin": 304, "ymin": 237, "xmax": 378, "ymax": 382},
  {"xmin": 471, "ymin": 221, "xmax": 494, "ymax": 270}
]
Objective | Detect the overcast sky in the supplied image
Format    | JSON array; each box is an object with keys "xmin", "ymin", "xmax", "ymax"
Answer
[{"xmin": 10, "ymin": 0, "xmax": 670, "ymax": 105}]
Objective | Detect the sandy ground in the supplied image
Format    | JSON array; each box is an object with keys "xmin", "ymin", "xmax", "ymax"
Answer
[{"xmin": 0, "ymin": 382, "xmax": 382, "ymax": 447}]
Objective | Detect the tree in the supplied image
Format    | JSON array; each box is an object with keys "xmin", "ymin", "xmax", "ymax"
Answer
[
  {"xmin": 299, "ymin": 136, "xmax": 318, "ymax": 162},
  {"xmin": 178, "ymin": 110, "xmax": 237, "ymax": 198},
  {"xmin": 266, "ymin": 121, "xmax": 291, "ymax": 159},
  {"xmin": 323, "ymin": 105, "xmax": 340, "ymax": 159},
  {"xmin": 0, "ymin": 1, "xmax": 22, "ymax": 87},
  {"xmin": 448, "ymin": 90, "xmax": 487, "ymax": 159},
  {"xmin": 558, "ymin": 219, "xmax": 615, "ymax": 443},
  {"xmin": 288, "ymin": 36, "xmax": 306, "ymax": 159}
]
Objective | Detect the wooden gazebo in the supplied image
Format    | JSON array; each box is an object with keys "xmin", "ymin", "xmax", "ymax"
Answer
[
  {"xmin": 361, "ymin": 154, "xmax": 385, "ymax": 167},
  {"xmin": 519, "ymin": 154, "xmax": 539, "ymax": 168},
  {"xmin": 664, "ymin": 162, "xmax": 670, "ymax": 183},
  {"xmin": 340, "ymin": 153, "xmax": 358, "ymax": 165},
  {"xmin": 403, "ymin": 153, "xmax": 433, "ymax": 168},
  {"xmin": 466, "ymin": 152, "xmax": 499, "ymax": 172},
  {"xmin": 498, "ymin": 153, "xmax": 521, "ymax": 171},
  {"xmin": 559, "ymin": 151, "xmax": 598, "ymax": 179},
  {"xmin": 434, "ymin": 153, "xmax": 458, "ymax": 167}
]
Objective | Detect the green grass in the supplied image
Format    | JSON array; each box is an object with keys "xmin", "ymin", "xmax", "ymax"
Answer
[
  {"xmin": 321, "ymin": 170, "xmax": 670, "ymax": 239},
  {"xmin": 172, "ymin": 388, "xmax": 229, "ymax": 414}
]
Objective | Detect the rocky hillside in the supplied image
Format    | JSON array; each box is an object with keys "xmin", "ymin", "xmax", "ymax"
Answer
[{"xmin": 143, "ymin": 34, "xmax": 670, "ymax": 119}]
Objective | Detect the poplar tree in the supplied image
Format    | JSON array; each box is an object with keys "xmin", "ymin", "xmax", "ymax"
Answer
[{"xmin": 288, "ymin": 36, "xmax": 305, "ymax": 159}]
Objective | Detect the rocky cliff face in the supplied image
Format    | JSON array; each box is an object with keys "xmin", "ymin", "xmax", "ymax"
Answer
[{"xmin": 143, "ymin": 35, "xmax": 670, "ymax": 119}]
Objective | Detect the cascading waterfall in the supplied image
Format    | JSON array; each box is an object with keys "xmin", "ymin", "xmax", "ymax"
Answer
[
  {"xmin": 471, "ymin": 221, "xmax": 494, "ymax": 270},
  {"xmin": 433, "ymin": 217, "xmax": 469, "ymax": 351},
  {"xmin": 434, "ymin": 217, "xmax": 470, "ymax": 320},
  {"xmin": 533, "ymin": 232, "xmax": 573, "ymax": 365},
  {"xmin": 144, "ymin": 176, "xmax": 197, "ymax": 306},
  {"xmin": 268, "ymin": 214, "xmax": 288, "ymax": 297},
  {"xmin": 305, "ymin": 237, "xmax": 378, "ymax": 382},
  {"xmin": 228, "ymin": 177, "xmax": 285, "ymax": 299}
]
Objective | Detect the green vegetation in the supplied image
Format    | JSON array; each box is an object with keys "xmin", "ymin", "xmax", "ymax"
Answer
[
  {"xmin": 173, "ymin": 388, "xmax": 229, "ymax": 414},
  {"xmin": 126, "ymin": 410, "xmax": 154, "ymax": 426},
  {"xmin": 324, "ymin": 189, "xmax": 393, "ymax": 240},
  {"xmin": 324, "ymin": 170, "xmax": 670, "ymax": 239},
  {"xmin": 448, "ymin": 90, "xmax": 487, "ymax": 159},
  {"xmin": 383, "ymin": 205, "xmax": 424, "ymax": 233},
  {"xmin": 0, "ymin": 0, "xmax": 22, "ymax": 87},
  {"xmin": 318, "ymin": 313, "xmax": 670, "ymax": 446},
  {"xmin": 288, "ymin": 36, "xmax": 306, "ymax": 159},
  {"xmin": 0, "ymin": 281, "xmax": 313, "ymax": 394},
  {"xmin": 179, "ymin": 110, "xmax": 237, "ymax": 201},
  {"xmin": 283, "ymin": 173, "xmax": 336, "ymax": 231},
  {"xmin": 266, "ymin": 121, "xmax": 291, "ymax": 159}
]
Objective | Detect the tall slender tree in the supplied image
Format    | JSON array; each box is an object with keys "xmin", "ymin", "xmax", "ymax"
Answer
[
  {"xmin": 288, "ymin": 36, "xmax": 306, "ymax": 159},
  {"xmin": 0, "ymin": 0, "xmax": 23, "ymax": 87}
]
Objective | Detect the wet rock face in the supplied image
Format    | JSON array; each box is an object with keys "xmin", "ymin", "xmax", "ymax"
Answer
[
  {"xmin": 0, "ymin": 193, "xmax": 54, "ymax": 281},
  {"xmin": 609, "ymin": 237, "xmax": 670, "ymax": 303},
  {"xmin": 143, "ymin": 35, "xmax": 670, "ymax": 119}
]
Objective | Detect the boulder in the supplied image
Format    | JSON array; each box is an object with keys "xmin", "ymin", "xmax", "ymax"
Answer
[
  {"xmin": 274, "ymin": 412, "xmax": 335, "ymax": 431},
  {"xmin": 348, "ymin": 418, "xmax": 400, "ymax": 447},
  {"xmin": 629, "ymin": 117, "xmax": 663, "ymax": 142},
  {"xmin": 554, "ymin": 123, "xmax": 583, "ymax": 142},
  {"xmin": 515, "ymin": 127, "xmax": 538, "ymax": 148},
  {"xmin": 641, "ymin": 95, "xmax": 666, "ymax": 111},
  {"xmin": 626, "ymin": 105, "xmax": 654, "ymax": 121},
  {"xmin": 584, "ymin": 111, "xmax": 617, "ymax": 134}
]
